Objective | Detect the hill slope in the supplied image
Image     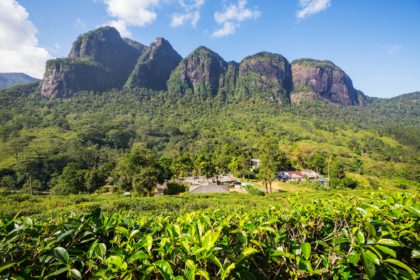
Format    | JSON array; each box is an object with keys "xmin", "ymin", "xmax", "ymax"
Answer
[{"xmin": 0, "ymin": 73, "xmax": 38, "ymax": 89}]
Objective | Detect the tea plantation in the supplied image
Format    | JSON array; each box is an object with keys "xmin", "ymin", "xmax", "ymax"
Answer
[{"xmin": 0, "ymin": 191, "xmax": 418, "ymax": 279}]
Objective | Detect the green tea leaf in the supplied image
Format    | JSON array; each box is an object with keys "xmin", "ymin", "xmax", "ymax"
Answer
[
  {"xmin": 54, "ymin": 247, "xmax": 69, "ymax": 265},
  {"xmin": 236, "ymin": 247, "xmax": 258, "ymax": 264},
  {"xmin": 144, "ymin": 235, "xmax": 153, "ymax": 253},
  {"xmin": 0, "ymin": 262, "xmax": 16, "ymax": 273},
  {"xmin": 384, "ymin": 259, "xmax": 416, "ymax": 280},
  {"xmin": 301, "ymin": 242, "xmax": 311, "ymax": 260},
  {"xmin": 356, "ymin": 231, "xmax": 365, "ymax": 244},
  {"xmin": 129, "ymin": 250, "xmax": 149, "ymax": 262},
  {"xmin": 375, "ymin": 245, "xmax": 396, "ymax": 258},
  {"xmin": 129, "ymin": 229, "xmax": 139, "ymax": 239},
  {"xmin": 201, "ymin": 230, "xmax": 220, "ymax": 251},
  {"xmin": 70, "ymin": 268, "xmax": 82, "ymax": 280},
  {"xmin": 377, "ymin": 239, "xmax": 401, "ymax": 247},
  {"xmin": 362, "ymin": 251, "xmax": 376, "ymax": 279},
  {"xmin": 154, "ymin": 260, "xmax": 173, "ymax": 280},
  {"xmin": 96, "ymin": 243, "xmax": 107, "ymax": 258},
  {"xmin": 107, "ymin": 255, "xmax": 124, "ymax": 268},
  {"xmin": 347, "ymin": 252, "xmax": 360, "ymax": 266},
  {"xmin": 45, "ymin": 267, "xmax": 68, "ymax": 279},
  {"xmin": 196, "ymin": 269, "xmax": 210, "ymax": 280},
  {"xmin": 363, "ymin": 250, "xmax": 380, "ymax": 266}
]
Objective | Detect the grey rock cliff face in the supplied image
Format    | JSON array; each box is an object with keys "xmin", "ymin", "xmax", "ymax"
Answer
[
  {"xmin": 291, "ymin": 59, "xmax": 362, "ymax": 105},
  {"xmin": 168, "ymin": 47, "xmax": 228, "ymax": 97},
  {"xmin": 41, "ymin": 26, "xmax": 142, "ymax": 98},
  {"xmin": 40, "ymin": 26, "xmax": 365, "ymax": 106},
  {"xmin": 125, "ymin": 37, "xmax": 181, "ymax": 90},
  {"xmin": 237, "ymin": 52, "xmax": 292, "ymax": 103}
]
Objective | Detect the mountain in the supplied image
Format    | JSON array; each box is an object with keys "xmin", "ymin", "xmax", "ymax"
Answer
[
  {"xmin": 168, "ymin": 46, "xmax": 228, "ymax": 97},
  {"xmin": 41, "ymin": 26, "xmax": 143, "ymax": 98},
  {"xmin": 291, "ymin": 59, "xmax": 364, "ymax": 105},
  {"xmin": 125, "ymin": 37, "xmax": 181, "ymax": 91},
  {"xmin": 237, "ymin": 52, "xmax": 291, "ymax": 104},
  {"xmin": 39, "ymin": 26, "xmax": 367, "ymax": 106},
  {"xmin": 0, "ymin": 73, "xmax": 38, "ymax": 89}
]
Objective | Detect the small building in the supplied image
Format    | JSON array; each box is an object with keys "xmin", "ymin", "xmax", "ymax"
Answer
[
  {"xmin": 189, "ymin": 184, "xmax": 230, "ymax": 194},
  {"xmin": 301, "ymin": 170, "xmax": 319, "ymax": 179},
  {"xmin": 277, "ymin": 170, "xmax": 320, "ymax": 182},
  {"xmin": 218, "ymin": 174, "xmax": 240, "ymax": 185}
]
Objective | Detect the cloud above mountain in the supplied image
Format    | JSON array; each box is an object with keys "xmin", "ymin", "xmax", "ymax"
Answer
[
  {"xmin": 212, "ymin": 0, "xmax": 260, "ymax": 38},
  {"xmin": 0, "ymin": 0, "xmax": 51, "ymax": 78},
  {"xmin": 296, "ymin": 0, "xmax": 331, "ymax": 19}
]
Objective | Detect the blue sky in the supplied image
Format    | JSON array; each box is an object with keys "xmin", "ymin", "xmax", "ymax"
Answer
[{"xmin": 1, "ymin": 0, "xmax": 419, "ymax": 97}]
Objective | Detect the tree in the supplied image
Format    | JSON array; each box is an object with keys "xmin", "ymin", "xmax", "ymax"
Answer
[
  {"xmin": 51, "ymin": 163, "xmax": 85, "ymax": 195},
  {"xmin": 330, "ymin": 160, "xmax": 345, "ymax": 179},
  {"xmin": 195, "ymin": 153, "xmax": 216, "ymax": 179},
  {"xmin": 114, "ymin": 144, "xmax": 164, "ymax": 195},
  {"xmin": 172, "ymin": 154, "xmax": 194, "ymax": 178},
  {"xmin": 164, "ymin": 181, "xmax": 189, "ymax": 195},
  {"xmin": 132, "ymin": 167, "xmax": 162, "ymax": 196},
  {"xmin": 307, "ymin": 152, "xmax": 326, "ymax": 174},
  {"xmin": 258, "ymin": 137, "xmax": 280, "ymax": 194},
  {"xmin": 106, "ymin": 129, "xmax": 135, "ymax": 149}
]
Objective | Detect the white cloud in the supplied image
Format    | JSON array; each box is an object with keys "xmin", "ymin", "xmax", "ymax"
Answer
[
  {"xmin": 212, "ymin": 22, "xmax": 236, "ymax": 38},
  {"xmin": 170, "ymin": 0, "xmax": 205, "ymax": 28},
  {"xmin": 296, "ymin": 0, "xmax": 331, "ymax": 19},
  {"xmin": 106, "ymin": 19, "xmax": 132, "ymax": 37},
  {"xmin": 0, "ymin": 0, "xmax": 51, "ymax": 78},
  {"xmin": 212, "ymin": 0, "xmax": 260, "ymax": 38},
  {"xmin": 103, "ymin": 0, "xmax": 160, "ymax": 36}
]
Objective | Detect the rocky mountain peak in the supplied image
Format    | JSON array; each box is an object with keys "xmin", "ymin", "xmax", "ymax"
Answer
[
  {"xmin": 291, "ymin": 58, "xmax": 364, "ymax": 105},
  {"xmin": 237, "ymin": 52, "xmax": 292, "ymax": 103},
  {"xmin": 167, "ymin": 46, "xmax": 227, "ymax": 97},
  {"xmin": 41, "ymin": 26, "xmax": 143, "ymax": 98},
  {"xmin": 40, "ymin": 26, "xmax": 365, "ymax": 106},
  {"xmin": 124, "ymin": 37, "xmax": 182, "ymax": 90}
]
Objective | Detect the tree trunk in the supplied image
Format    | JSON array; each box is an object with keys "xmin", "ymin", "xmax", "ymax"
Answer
[{"xmin": 269, "ymin": 181, "xmax": 272, "ymax": 193}]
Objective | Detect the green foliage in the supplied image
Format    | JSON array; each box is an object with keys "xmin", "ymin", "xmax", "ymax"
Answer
[
  {"xmin": 0, "ymin": 191, "xmax": 418, "ymax": 279},
  {"xmin": 114, "ymin": 145, "xmax": 164, "ymax": 195},
  {"xmin": 164, "ymin": 181, "xmax": 189, "ymax": 195},
  {"xmin": 50, "ymin": 163, "xmax": 85, "ymax": 195},
  {"xmin": 258, "ymin": 136, "xmax": 281, "ymax": 193},
  {"xmin": 0, "ymin": 88, "xmax": 418, "ymax": 193},
  {"xmin": 330, "ymin": 159, "xmax": 346, "ymax": 179}
]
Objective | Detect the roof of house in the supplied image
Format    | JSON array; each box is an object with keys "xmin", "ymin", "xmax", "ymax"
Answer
[
  {"xmin": 279, "ymin": 170, "xmax": 319, "ymax": 179},
  {"xmin": 189, "ymin": 184, "xmax": 230, "ymax": 194}
]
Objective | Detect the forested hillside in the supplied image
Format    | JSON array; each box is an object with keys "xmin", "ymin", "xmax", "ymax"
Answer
[{"xmin": 0, "ymin": 83, "xmax": 418, "ymax": 194}]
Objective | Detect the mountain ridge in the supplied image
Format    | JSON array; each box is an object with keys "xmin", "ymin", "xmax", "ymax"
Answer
[
  {"xmin": 40, "ymin": 26, "xmax": 366, "ymax": 105},
  {"xmin": 0, "ymin": 73, "xmax": 38, "ymax": 89}
]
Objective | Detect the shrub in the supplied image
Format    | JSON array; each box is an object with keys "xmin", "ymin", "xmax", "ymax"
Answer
[
  {"xmin": 341, "ymin": 177, "xmax": 358, "ymax": 189},
  {"xmin": 164, "ymin": 181, "xmax": 189, "ymax": 195},
  {"xmin": 243, "ymin": 184, "xmax": 264, "ymax": 196}
]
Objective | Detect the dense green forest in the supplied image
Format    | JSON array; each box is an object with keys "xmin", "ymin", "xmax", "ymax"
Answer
[{"xmin": 0, "ymin": 83, "xmax": 419, "ymax": 194}]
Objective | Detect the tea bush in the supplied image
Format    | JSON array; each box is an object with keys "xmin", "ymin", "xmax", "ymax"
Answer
[{"xmin": 0, "ymin": 191, "xmax": 418, "ymax": 279}]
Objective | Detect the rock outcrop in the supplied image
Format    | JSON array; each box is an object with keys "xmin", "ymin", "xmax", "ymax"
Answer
[
  {"xmin": 291, "ymin": 59, "xmax": 362, "ymax": 105},
  {"xmin": 41, "ymin": 26, "xmax": 143, "ymax": 98},
  {"xmin": 41, "ymin": 58, "xmax": 114, "ymax": 98},
  {"xmin": 168, "ymin": 47, "xmax": 227, "ymax": 97},
  {"xmin": 40, "ymin": 26, "xmax": 366, "ymax": 106},
  {"xmin": 125, "ymin": 37, "xmax": 181, "ymax": 90},
  {"xmin": 237, "ymin": 52, "xmax": 292, "ymax": 104}
]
